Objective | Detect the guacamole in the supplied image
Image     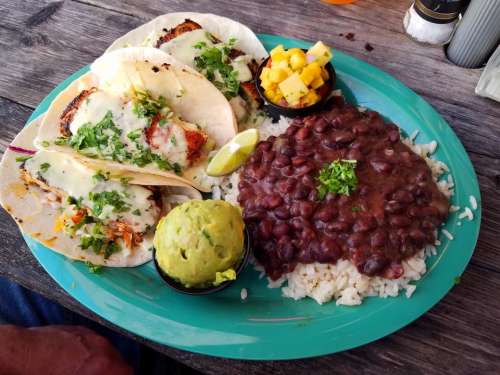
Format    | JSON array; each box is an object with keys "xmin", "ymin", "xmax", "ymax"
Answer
[{"xmin": 154, "ymin": 199, "xmax": 245, "ymax": 288}]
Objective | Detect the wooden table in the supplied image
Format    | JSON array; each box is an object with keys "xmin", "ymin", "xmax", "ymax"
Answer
[{"xmin": 1, "ymin": 0, "xmax": 499, "ymax": 373}]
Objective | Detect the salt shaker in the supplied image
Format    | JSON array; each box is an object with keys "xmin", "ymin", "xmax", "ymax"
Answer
[{"xmin": 403, "ymin": 0, "xmax": 465, "ymax": 46}]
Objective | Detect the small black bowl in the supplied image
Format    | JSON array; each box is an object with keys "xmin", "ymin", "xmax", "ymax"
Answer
[
  {"xmin": 153, "ymin": 228, "xmax": 251, "ymax": 295},
  {"xmin": 255, "ymin": 49, "xmax": 336, "ymax": 120}
]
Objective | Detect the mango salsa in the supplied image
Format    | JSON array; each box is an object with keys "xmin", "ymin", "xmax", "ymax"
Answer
[{"xmin": 260, "ymin": 41, "xmax": 332, "ymax": 107}]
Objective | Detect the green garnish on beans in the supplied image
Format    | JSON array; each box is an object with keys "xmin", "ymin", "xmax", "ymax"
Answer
[{"xmin": 317, "ymin": 159, "xmax": 358, "ymax": 199}]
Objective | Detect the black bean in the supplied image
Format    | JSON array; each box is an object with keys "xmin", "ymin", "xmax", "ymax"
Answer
[
  {"xmin": 353, "ymin": 216, "xmax": 376, "ymax": 232},
  {"xmin": 295, "ymin": 127, "xmax": 311, "ymax": 141},
  {"xmin": 314, "ymin": 207, "xmax": 336, "ymax": 222},
  {"xmin": 313, "ymin": 118, "xmax": 329, "ymax": 133},
  {"xmin": 293, "ymin": 185, "xmax": 310, "ymax": 199},
  {"xmin": 332, "ymin": 131, "xmax": 355, "ymax": 143},
  {"xmin": 392, "ymin": 190, "xmax": 414, "ymax": 203},
  {"xmin": 362, "ymin": 256, "xmax": 389, "ymax": 276},
  {"xmin": 274, "ymin": 155, "xmax": 290, "ymax": 167},
  {"xmin": 274, "ymin": 206, "xmax": 291, "ymax": 220},
  {"xmin": 278, "ymin": 241, "xmax": 295, "ymax": 261},
  {"xmin": 291, "ymin": 156, "xmax": 307, "ymax": 166},
  {"xmin": 389, "ymin": 215, "xmax": 411, "ymax": 227},
  {"xmin": 370, "ymin": 230, "xmax": 387, "ymax": 247},
  {"xmin": 265, "ymin": 194, "xmax": 283, "ymax": 209},
  {"xmin": 273, "ymin": 223, "xmax": 290, "ymax": 238},
  {"xmin": 370, "ymin": 160, "xmax": 393, "ymax": 173}
]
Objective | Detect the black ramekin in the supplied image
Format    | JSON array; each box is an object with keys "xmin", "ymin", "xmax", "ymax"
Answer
[
  {"xmin": 153, "ymin": 228, "xmax": 251, "ymax": 295},
  {"xmin": 255, "ymin": 49, "xmax": 336, "ymax": 120}
]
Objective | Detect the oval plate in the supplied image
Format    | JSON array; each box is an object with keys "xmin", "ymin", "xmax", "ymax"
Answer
[{"xmin": 23, "ymin": 34, "xmax": 481, "ymax": 360}]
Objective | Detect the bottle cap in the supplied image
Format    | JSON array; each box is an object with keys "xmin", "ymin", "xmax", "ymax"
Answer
[{"xmin": 414, "ymin": 0, "xmax": 464, "ymax": 23}]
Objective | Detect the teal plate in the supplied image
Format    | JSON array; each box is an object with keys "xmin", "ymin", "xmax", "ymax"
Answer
[{"xmin": 22, "ymin": 34, "xmax": 481, "ymax": 360}]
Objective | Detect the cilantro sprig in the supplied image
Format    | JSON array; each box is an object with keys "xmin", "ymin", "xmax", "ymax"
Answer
[
  {"xmin": 317, "ymin": 160, "xmax": 358, "ymax": 199},
  {"xmin": 68, "ymin": 111, "xmax": 131, "ymax": 162},
  {"xmin": 193, "ymin": 38, "xmax": 240, "ymax": 99},
  {"xmin": 132, "ymin": 90, "xmax": 169, "ymax": 119},
  {"xmin": 88, "ymin": 190, "xmax": 131, "ymax": 217}
]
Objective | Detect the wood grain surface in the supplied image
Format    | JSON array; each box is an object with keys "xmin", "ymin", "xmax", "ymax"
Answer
[{"xmin": 1, "ymin": 0, "xmax": 499, "ymax": 374}]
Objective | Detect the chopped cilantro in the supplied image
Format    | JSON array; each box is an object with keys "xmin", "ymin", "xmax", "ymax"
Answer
[
  {"xmin": 80, "ymin": 235, "xmax": 104, "ymax": 254},
  {"xmin": 88, "ymin": 190, "xmax": 131, "ymax": 216},
  {"xmin": 54, "ymin": 137, "xmax": 68, "ymax": 146},
  {"xmin": 103, "ymin": 241, "xmax": 121, "ymax": 259},
  {"xmin": 317, "ymin": 160, "xmax": 358, "ymax": 199},
  {"xmin": 92, "ymin": 170, "xmax": 110, "ymax": 182},
  {"xmin": 41, "ymin": 140, "xmax": 50, "ymax": 147},
  {"xmin": 15, "ymin": 156, "xmax": 32, "ymax": 162},
  {"xmin": 351, "ymin": 206, "xmax": 361, "ymax": 212},
  {"xmin": 132, "ymin": 90, "xmax": 169, "ymax": 119},
  {"xmin": 170, "ymin": 135, "xmax": 177, "ymax": 146},
  {"xmin": 158, "ymin": 118, "xmax": 167, "ymax": 127},
  {"xmin": 193, "ymin": 38, "xmax": 240, "ymax": 99},
  {"xmin": 120, "ymin": 176, "xmax": 133, "ymax": 186},
  {"xmin": 85, "ymin": 261, "xmax": 102, "ymax": 274},
  {"xmin": 67, "ymin": 196, "xmax": 83, "ymax": 209},
  {"xmin": 127, "ymin": 129, "xmax": 142, "ymax": 141},
  {"xmin": 68, "ymin": 111, "xmax": 130, "ymax": 162},
  {"xmin": 40, "ymin": 162, "xmax": 50, "ymax": 173},
  {"xmin": 132, "ymin": 209, "xmax": 141, "ymax": 216},
  {"xmin": 193, "ymin": 41, "xmax": 207, "ymax": 49}
]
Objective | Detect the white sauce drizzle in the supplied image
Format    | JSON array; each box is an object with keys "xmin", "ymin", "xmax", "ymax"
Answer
[{"xmin": 24, "ymin": 151, "xmax": 158, "ymax": 232}]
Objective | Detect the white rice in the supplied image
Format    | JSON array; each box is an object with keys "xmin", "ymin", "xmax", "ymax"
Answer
[
  {"xmin": 458, "ymin": 207, "xmax": 474, "ymax": 221},
  {"xmin": 442, "ymin": 229, "xmax": 454, "ymax": 240},
  {"xmin": 215, "ymin": 110, "xmax": 456, "ymax": 306},
  {"xmin": 469, "ymin": 195, "xmax": 478, "ymax": 210},
  {"xmin": 240, "ymin": 288, "xmax": 248, "ymax": 300}
]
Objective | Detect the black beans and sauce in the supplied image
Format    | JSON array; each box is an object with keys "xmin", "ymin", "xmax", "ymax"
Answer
[{"xmin": 238, "ymin": 97, "xmax": 449, "ymax": 280}]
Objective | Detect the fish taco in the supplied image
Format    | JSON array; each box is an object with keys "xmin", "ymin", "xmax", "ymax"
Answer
[
  {"xmin": 106, "ymin": 12, "xmax": 268, "ymax": 124},
  {"xmin": 37, "ymin": 47, "xmax": 237, "ymax": 191},
  {"xmin": 0, "ymin": 115, "xmax": 201, "ymax": 267}
]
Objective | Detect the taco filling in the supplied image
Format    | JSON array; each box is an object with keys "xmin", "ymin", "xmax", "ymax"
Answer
[
  {"xmin": 56, "ymin": 88, "xmax": 209, "ymax": 174},
  {"xmin": 154, "ymin": 19, "xmax": 262, "ymax": 117},
  {"xmin": 21, "ymin": 151, "xmax": 162, "ymax": 258}
]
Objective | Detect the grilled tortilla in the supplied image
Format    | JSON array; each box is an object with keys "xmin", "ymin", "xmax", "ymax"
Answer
[
  {"xmin": 105, "ymin": 12, "xmax": 268, "ymax": 123},
  {"xmin": 0, "ymin": 115, "xmax": 201, "ymax": 267},
  {"xmin": 37, "ymin": 47, "xmax": 237, "ymax": 192}
]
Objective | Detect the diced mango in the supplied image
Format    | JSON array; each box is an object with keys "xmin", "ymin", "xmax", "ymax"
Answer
[
  {"xmin": 299, "ymin": 62, "xmax": 321, "ymax": 85},
  {"xmin": 271, "ymin": 52, "xmax": 288, "ymax": 63},
  {"xmin": 269, "ymin": 67, "xmax": 289, "ymax": 83},
  {"xmin": 302, "ymin": 90, "xmax": 321, "ymax": 106},
  {"xmin": 261, "ymin": 79, "xmax": 276, "ymax": 91},
  {"xmin": 310, "ymin": 76, "xmax": 325, "ymax": 89},
  {"xmin": 270, "ymin": 44, "xmax": 285, "ymax": 57},
  {"xmin": 279, "ymin": 73, "xmax": 309, "ymax": 105},
  {"xmin": 276, "ymin": 60, "xmax": 290, "ymax": 69},
  {"xmin": 260, "ymin": 67, "xmax": 270, "ymax": 81},
  {"xmin": 287, "ymin": 48, "xmax": 303, "ymax": 56},
  {"xmin": 307, "ymin": 41, "xmax": 332, "ymax": 66},
  {"xmin": 289, "ymin": 51, "xmax": 307, "ymax": 70}
]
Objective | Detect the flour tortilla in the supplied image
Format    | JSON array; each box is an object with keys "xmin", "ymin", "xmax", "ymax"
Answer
[
  {"xmin": 105, "ymin": 12, "xmax": 268, "ymax": 61},
  {"xmin": 37, "ymin": 47, "xmax": 237, "ymax": 191},
  {"xmin": 0, "ymin": 115, "xmax": 201, "ymax": 267}
]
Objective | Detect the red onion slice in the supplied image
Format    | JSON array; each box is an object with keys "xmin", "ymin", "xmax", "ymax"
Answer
[{"xmin": 8, "ymin": 145, "xmax": 36, "ymax": 155}]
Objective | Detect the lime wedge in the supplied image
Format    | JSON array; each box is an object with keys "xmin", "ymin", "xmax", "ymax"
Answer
[{"xmin": 206, "ymin": 129, "xmax": 260, "ymax": 176}]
